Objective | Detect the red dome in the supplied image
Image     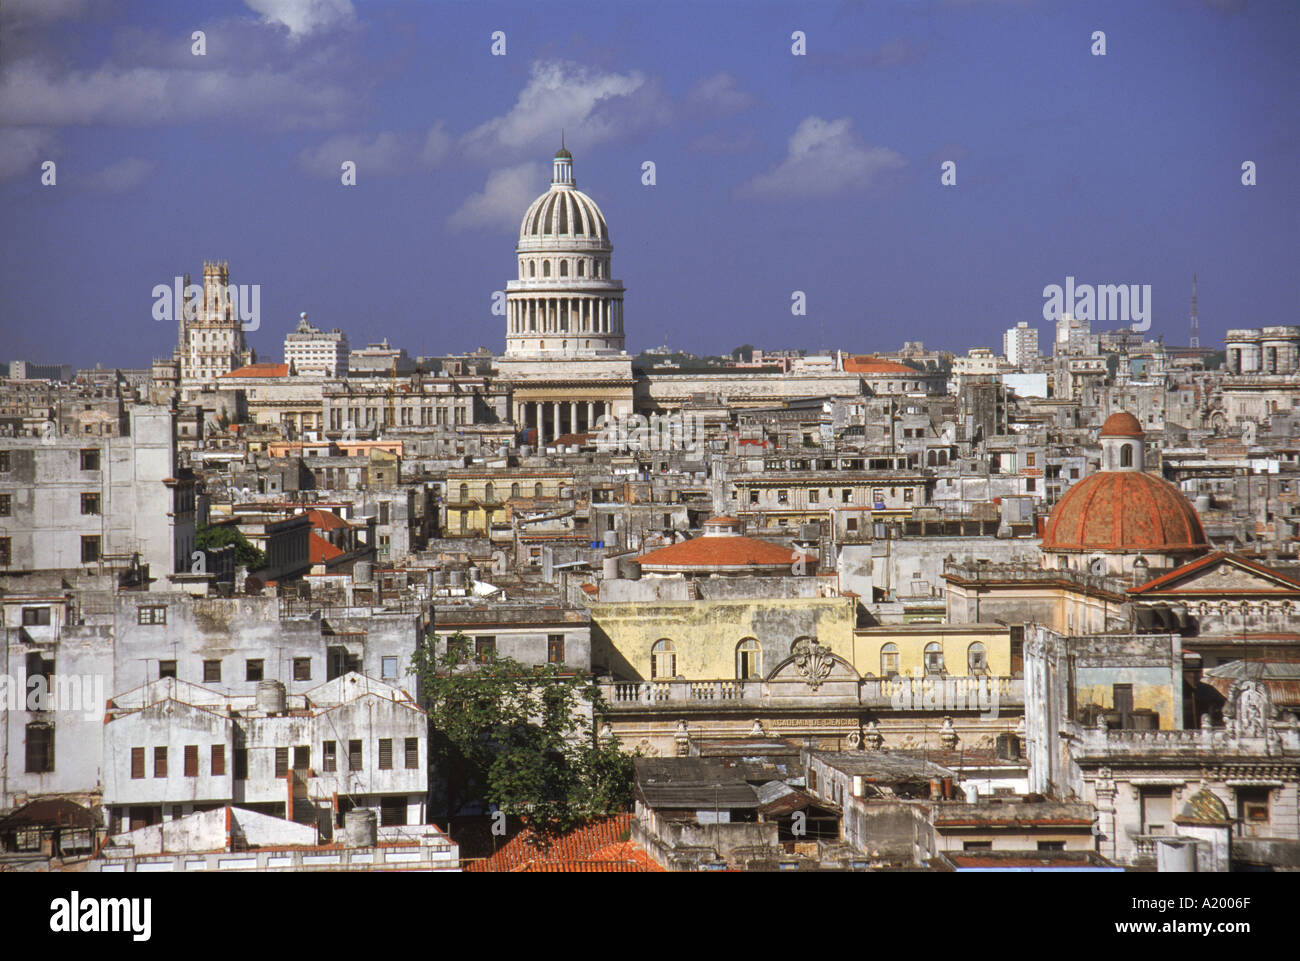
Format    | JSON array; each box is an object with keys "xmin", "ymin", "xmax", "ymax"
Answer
[
  {"xmin": 1042, "ymin": 471, "xmax": 1208, "ymax": 554},
  {"xmin": 1100, "ymin": 411, "xmax": 1143, "ymax": 438}
]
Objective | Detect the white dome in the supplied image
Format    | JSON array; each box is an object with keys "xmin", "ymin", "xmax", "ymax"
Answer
[
  {"xmin": 504, "ymin": 146, "xmax": 626, "ymax": 358},
  {"xmin": 520, "ymin": 187, "xmax": 609, "ymax": 244}
]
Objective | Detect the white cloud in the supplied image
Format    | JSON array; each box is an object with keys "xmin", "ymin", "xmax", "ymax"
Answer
[
  {"xmin": 448, "ymin": 163, "xmax": 545, "ymax": 233},
  {"xmin": 0, "ymin": 126, "xmax": 55, "ymax": 180},
  {"xmin": 243, "ymin": 0, "xmax": 355, "ymax": 38},
  {"xmin": 737, "ymin": 116, "xmax": 906, "ymax": 200},
  {"xmin": 298, "ymin": 123, "xmax": 449, "ymax": 178},
  {"xmin": 460, "ymin": 61, "xmax": 670, "ymax": 160},
  {"xmin": 684, "ymin": 72, "xmax": 756, "ymax": 115},
  {"xmin": 0, "ymin": 57, "xmax": 355, "ymax": 129},
  {"xmin": 81, "ymin": 156, "xmax": 152, "ymax": 192}
]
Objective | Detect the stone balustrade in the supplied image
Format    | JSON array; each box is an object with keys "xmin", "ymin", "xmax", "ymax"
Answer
[{"xmin": 599, "ymin": 675, "xmax": 1023, "ymax": 712}]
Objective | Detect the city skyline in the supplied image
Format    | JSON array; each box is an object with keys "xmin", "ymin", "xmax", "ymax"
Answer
[{"xmin": 2, "ymin": 0, "xmax": 1297, "ymax": 368}]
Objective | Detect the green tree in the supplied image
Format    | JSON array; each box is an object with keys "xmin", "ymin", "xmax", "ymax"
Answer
[
  {"xmin": 410, "ymin": 633, "xmax": 635, "ymax": 839},
  {"xmin": 195, "ymin": 523, "xmax": 265, "ymax": 570}
]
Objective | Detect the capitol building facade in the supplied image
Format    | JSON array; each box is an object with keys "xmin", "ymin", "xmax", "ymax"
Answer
[{"xmin": 498, "ymin": 145, "xmax": 635, "ymax": 445}]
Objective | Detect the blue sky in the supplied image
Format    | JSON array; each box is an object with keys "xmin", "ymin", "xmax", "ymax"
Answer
[{"xmin": 1, "ymin": 0, "xmax": 1296, "ymax": 368}]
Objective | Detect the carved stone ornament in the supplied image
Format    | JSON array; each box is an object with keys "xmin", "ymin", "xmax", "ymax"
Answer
[{"xmin": 794, "ymin": 641, "xmax": 834, "ymax": 690}]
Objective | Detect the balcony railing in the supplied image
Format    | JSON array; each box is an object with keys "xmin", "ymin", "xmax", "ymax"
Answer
[{"xmin": 599, "ymin": 675, "xmax": 1022, "ymax": 711}]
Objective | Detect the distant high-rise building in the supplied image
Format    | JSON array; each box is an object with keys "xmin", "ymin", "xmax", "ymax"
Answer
[
  {"xmin": 1003, "ymin": 322, "xmax": 1040, "ymax": 367},
  {"xmin": 177, "ymin": 261, "xmax": 254, "ymax": 398},
  {"xmin": 284, "ymin": 312, "xmax": 349, "ymax": 377}
]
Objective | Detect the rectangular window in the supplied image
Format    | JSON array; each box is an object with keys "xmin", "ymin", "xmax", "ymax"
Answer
[
  {"xmin": 0, "ymin": 450, "xmax": 9, "ymax": 471},
  {"xmin": 1026, "ymin": 478, "xmax": 1035, "ymax": 492},
  {"xmin": 0, "ymin": 493, "xmax": 10, "ymax": 516},
  {"xmin": 777, "ymin": 489, "xmax": 789, "ymax": 505},
  {"xmin": 246, "ymin": 659, "xmax": 264, "ymax": 682},
  {"xmin": 80, "ymin": 449, "xmax": 100, "ymax": 471},
  {"xmin": 347, "ymin": 740, "xmax": 362, "ymax": 771},
  {"xmin": 475, "ymin": 636, "xmax": 496, "ymax": 663},
  {"xmin": 749, "ymin": 490, "xmax": 759, "ymax": 505},
  {"xmin": 138, "ymin": 605, "xmax": 167, "ymax": 625},
  {"xmin": 808, "ymin": 488, "xmax": 820, "ymax": 504},
  {"xmin": 0, "ymin": 537, "xmax": 10, "ymax": 566},
  {"xmin": 293, "ymin": 657, "xmax": 311, "ymax": 682},
  {"xmin": 275, "ymin": 747, "xmax": 289, "ymax": 777},
  {"xmin": 379, "ymin": 738, "xmax": 393, "ymax": 770},
  {"xmin": 904, "ymin": 488, "xmax": 914, "ymax": 502},
  {"xmin": 81, "ymin": 492, "xmax": 101, "ymax": 515},
  {"xmin": 184, "ymin": 745, "xmax": 198, "ymax": 777},
  {"xmin": 323, "ymin": 741, "xmax": 337, "ymax": 772},
  {"xmin": 233, "ymin": 748, "xmax": 248, "ymax": 780},
  {"xmin": 22, "ymin": 607, "xmax": 51, "ymax": 626},
  {"xmin": 211, "ymin": 744, "xmax": 226, "ymax": 776},
  {"xmin": 1037, "ymin": 841, "xmax": 1065, "ymax": 852},
  {"xmin": 381, "ymin": 656, "xmax": 398, "ymax": 680},
  {"xmin": 842, "ymin": 489, "xmax": 852, "ymax": 504},
  {"xmin": 405, "ymin": 737, "xmax": 419, "ymax": 769},
  {"xmin": 1141, "ymin": 789, "xmax": 1173, "ymax": 835},
  {"xmin": 81, "ymin": 535, "xmax": 101, "ymax": 563},
  {"xmin": 154, "ymin": 746, "xmax": 168, "ymax": 778},
  {"xmin": 25, "ymin": 723, "xmax": 54, "ymax": 773},
  {"xmin": 548, "ymin": 634, "xmax": 565, "ymax": 664},
  {"xmin": 962, "ymin": 841, "xmax": 993, "ymax": 851},
  {"xmin": 131, "ymin": 747, "xmax": 145, "ymax": 779},
  {"xmin": 159, "ymin": 660, "xmax": 177, "ymax": 679},
  {"xmin": 294, "ymin": 745, "xmax": 309, "ymax": 771},
  {"xmin": 1026, "ymin": 452, "xmax": 1036, "ymax": 467},
  {"xmin": 203, "ymin": 660, "xmax": 222, "ymax": 683},
  {"xmin": 380, "ymin": 796, "xmax": 408, "ymax": 827}
]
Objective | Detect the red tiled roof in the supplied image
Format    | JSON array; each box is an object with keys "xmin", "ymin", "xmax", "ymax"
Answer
[
  {"xmin": 1042, "ymin": 470, "xmax": 1208, "ymax": 554},
  {"xmin": 220, "ymin": 362, "xmax": 290, "ymax": 378},
  {"xmin": 844, "ymin": 355, "xmax": 919, "ymax": 375},
  {"xmin": 465, "ymin": 814, "xmax": 652, "ymax": 872},
  {"xmin": 1129, "ymin": 551, "xmax": 1300, "ymax": 595},
  {"xmin": 306, "ymin": 508, "xmax": 348, "ymax": 532},
  {"xmin": 1100, "ymin": 411, "xmax": 1143, "ymax": 437},
  {"xmin": 308, "ymin": 532, "xmax": 344, "ymax": 563},
  {"xmin": 638, "ymin": 534, "xmax": 814, "ymax": 570}
]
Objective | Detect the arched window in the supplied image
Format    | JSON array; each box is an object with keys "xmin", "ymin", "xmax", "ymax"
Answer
[
  {"xmin": 543, "ymin": 261, "xmax": 551, "ymax": 278},
  {"xmin": 534, "ymin": 483, "xmax": 543, "ymax": 498},
  {"xmin": 560, "ymin": 261, "xmax": 568, "ymax": 277},
  {"xmin": 967, "ymin": 642, "xmax": 987, "ymax": 674},
  {"xmin": 1120, "ymin": 444, "xmax": 1133, "ymax": 467},
  {"xmin": 927, "ymin": 450, "xmax": 938, "ymax": 467},
  {"xmin": 510, "ymin": 483, "xmax": 520, "ymax": 499},
  {"xmin": 736, "ymin": 639, "xmax": 761, "ymax": 679},
  {"xmin": 880, "ymin": 643, "xmax": 899, "ymax": 677},
  {"xmin": 651, "ymin": 639, "xmax": 676, "ymax": 679},
  {"xmin": 458, "ymin": 483, "xmax": 469, "ymax": 502},
  {"xmin": 529, "ymin": 261, "xmax": 536, "ymax": 278},
  {"xmin": 924, "ymin": 642, "xmax": 944, "ymax": 675},
  {"xmin": 577, "ymin": 260, "xmax": 585, "ymax": 278},
  {"xmin": 484, "ymin": 482, "xmax": 494, "ymax": 501}
]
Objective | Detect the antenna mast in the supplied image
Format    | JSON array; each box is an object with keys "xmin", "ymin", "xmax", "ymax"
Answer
[{"xmin": 1189, "ymin": 272, "xmax": 1199, "ymax": 349}]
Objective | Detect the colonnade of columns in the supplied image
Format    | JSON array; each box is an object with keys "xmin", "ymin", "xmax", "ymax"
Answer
[
  {"xmin": 507, "ymin": 296, "xmax": 623, "ymax": 336},
  {"xmin": 514, "ymin": 399, "xmax": 610, "ymax": 445}
]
